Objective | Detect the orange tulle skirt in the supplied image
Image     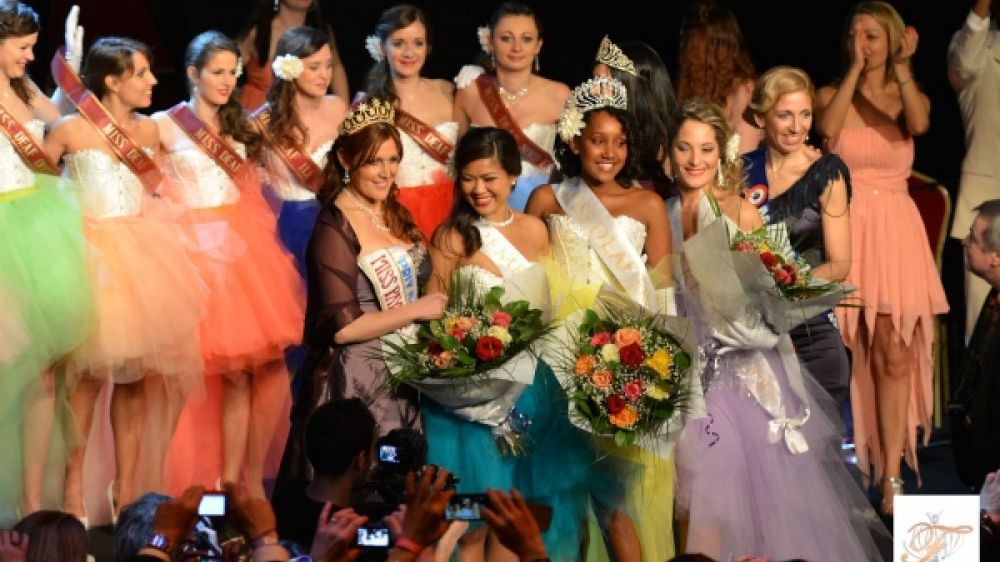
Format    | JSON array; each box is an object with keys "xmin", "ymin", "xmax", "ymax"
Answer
[
  {"xmin": 66, "ymin": 215, "xmax": 206, "ymax": 395},
  {"xmin": 396, "ymin": 172, "xmax": 454, "ymax": 241}
]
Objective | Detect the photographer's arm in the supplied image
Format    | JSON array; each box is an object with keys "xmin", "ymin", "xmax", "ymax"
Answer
[
  {"xmin": 224, "ymin": 482, "xmax": 290, "ymax": 562},
  {"xmin": 310, "ymin": 504, "xmax": 366, "ymax": 562},
  {"xmin": 481, "ymin": 489, "xmax": 548, "ymax": 562},
  {"xmin": 136, "ymin": 486, "xmax": 205, "ymax": 561},
  {"xmin": 388, "ymin": 468, "xmax": 456, "ymax": 562}
]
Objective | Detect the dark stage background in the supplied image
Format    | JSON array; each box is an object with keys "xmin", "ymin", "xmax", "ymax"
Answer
[{"xmin": 23, "ymin": 0, "xmax": 975, "ymax": 384}]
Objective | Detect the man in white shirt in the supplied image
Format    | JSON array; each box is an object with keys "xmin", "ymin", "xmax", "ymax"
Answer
[{"xmin": 948, "ymin": 0, "xmax": 1000, "ymax": 340}]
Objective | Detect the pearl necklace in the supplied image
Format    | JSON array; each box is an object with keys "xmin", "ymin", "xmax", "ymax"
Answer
[
  {"xmin": 476, "ymin": 208, "xmax": 515, "ymax": 228},
  {"xmin": 497, "ymin": 84, "xmax": 529, "ymax": 104},
  {"xmin": 345, "ymin": 188, "xmax": 390, "ymax": 233}
]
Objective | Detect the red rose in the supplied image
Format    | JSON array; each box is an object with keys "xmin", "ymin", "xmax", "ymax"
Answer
[
  {"xmin": 589, "ymin": 331, "xmax": 612, "ymax": 346},
  {"xmin": 624, "ymin": 379, "xmax": 645, "ymax": 401},
  {"xmin": 448, "ymin": 328, "xmax": 466, "ymax": 341},
  {"xmin": 428, "ymin": 342, "xmax": 443, "ymax": 355},
  {"xmin": 782, "ymin": 264, "xmax": 797, "ymax": 284},
  {"xmin": 474, "ymin": 335, "xmax": 504, "ymax": 361},
  {"xmin": 773, "ymin": 267, "xmax": 792, "ymax": 286},
  {"xmin": 760, "ymin": 251, "xmax": 779, "ymax": 270},
  {"xmin": 491, "ymin": 311, "xmax": 512, "ymax": 328},
  {"xmin": 606, "ymin": 394, "xmax": 625, "ymax": 415},
  {"xmin": 619, "ymin": 343, "xmax": 645, "ymax": 368},
  {"xmin": 734, "ymin": 241, "xmax": 755, "ymax": 252}
]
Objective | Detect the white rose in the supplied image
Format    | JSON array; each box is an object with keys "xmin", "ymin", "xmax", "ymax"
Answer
[
  {"xmin": 272, "ymin": 54, "xmax": 304, "ymax": 81},
  {"xmin": 365, "ymin": 35, "xmax": 384, "ymax": 63},
  {"xmin": 600, "ymin": 343, "xmax": 620, "ymax": 364},
  {"xmin": 477, "ymin": 26, "xmax": 492, "ymax": 54},
  {"xmin": 558, "ymin": 104, "xmax": 585, "ymax": 143},
  {"xmin": 487, "ymin": 325, "xmax": 512, "ymax": 345}
]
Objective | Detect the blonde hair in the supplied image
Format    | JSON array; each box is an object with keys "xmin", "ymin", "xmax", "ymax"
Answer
[
  {"xmin": 747, "ymin": 66, "xmax": 814, "ymax": 122},
  {"xmin": 844, "ymin": 1, "xmax": 907, "ymax": 83},
  {"xmin": 671, "ymin": 97, "xmax": 743, "ymax": 194}
]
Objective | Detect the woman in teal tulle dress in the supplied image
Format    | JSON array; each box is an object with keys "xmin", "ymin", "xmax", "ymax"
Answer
[{"xmin": 424, "ymin": 127, "xmax": 589, "ymax": 562}]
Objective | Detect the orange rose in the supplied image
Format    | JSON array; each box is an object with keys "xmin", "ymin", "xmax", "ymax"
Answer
[
  {"xmin": 574, "ymin": 354, "xmax": 596, "ymax": 376},
  {"xmin": 614, "ymin": 327, "xmax": 642, "ymax": 347},
  {"xmin": 609, "ymin": 406, "xmax": 639, "ymax": 429},
  {"xmin": 590, "ymin": 370, "xmax": 613, "ymax": 389}
]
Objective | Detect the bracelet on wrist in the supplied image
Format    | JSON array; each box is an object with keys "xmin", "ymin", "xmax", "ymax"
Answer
[{"xmin": 250, "ymin": 529, "xmax": 279, "ymax": 550}]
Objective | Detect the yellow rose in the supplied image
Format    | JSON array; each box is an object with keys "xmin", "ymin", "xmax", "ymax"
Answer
[
  {"xmin": 613, "ymin": 327, "xmax": 642, "ymax": 347},
  {"xmin": 487, "ymin": 325, "xmax": 512, "ymax": 345},
  {"xmin": 760, "ymin": 243, "xmax": 771, "ymax": 252},
  {"xmin": 600, "ymin": 343, "xmax": 620, "ymax": 363},
  {"xmin": 590, "ymin": 370, "xmax": 613, "ymax": 389},
  {"xmin": 609, "ymin": 406, "xmax": 639, "ymax": 429},
  {"xmin": 574, "ymin": 354, "xmax": 596, "ymax": 376},
  {"xmin": 644, "ymin": 349, "xmax": 673, "ymax": 379},
  {"xmin": 443, "ymin": 316, "xmax": 460, "ymax": 331},
  {"xmin": 645, "ymin": 382, "xmax": 671, "ymax": 401}
]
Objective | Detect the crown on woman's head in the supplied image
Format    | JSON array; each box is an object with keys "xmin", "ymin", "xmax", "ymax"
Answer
[
  {"xmin": 594, "ymin": 36, "xmax": 636, "ymax": 76},
  {"xmin": 558, "ymin": 76, "xmax": 629, "ymax": 142},
  {"xmin": 339, "ymin": 98, "xmax": 396, "ymax": 136}
]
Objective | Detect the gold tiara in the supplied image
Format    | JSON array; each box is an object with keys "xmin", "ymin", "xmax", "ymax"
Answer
[
  {"xmin": 594, "ymin": 36, "xmax": 636, "ymax": 76},
  {"xmin": 339, "ymin": 98, "xmax": 396, "ymax": 136}
]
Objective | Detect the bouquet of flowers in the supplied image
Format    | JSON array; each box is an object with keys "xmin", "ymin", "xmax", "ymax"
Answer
[
  {"xmin": 684, "ymin": 216, "xmax": 852, "ymax": 333},
  {"xmin": 551, "ymin": 288, "xmax": 696, "ymax": 453},
  {"xmin": 381, "ymin": 266, "xmax": 550, "ymax": 455}
]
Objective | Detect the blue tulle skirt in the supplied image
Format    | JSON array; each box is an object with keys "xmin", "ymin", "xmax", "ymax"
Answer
[{"xmin": 276, "ymin": 198, "xmax": 319, "ymax": 381}]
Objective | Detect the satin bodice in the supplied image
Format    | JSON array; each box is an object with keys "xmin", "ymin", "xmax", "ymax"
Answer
[
  {"xmin": 0, "ymin": 119, "xmax": 45, "ymax": 193},
  {"xmin": 64, "ymin": 149, "xmax": 148, "ymax": 219},
  {"xmin": 829, "ymin": 125, "xmax": 912, "ymax": 194},
  {"xmin": 268, "ymin": 140, "xmax": 332, "ymax": 201},
  {"xmin": 547, "ymin": 213, "xmax": 647, "ymax": 287},
  {"xmin": 165, "ymin": 143, "xmax": 247, "ymax": 209},
  {"xmin": 397, "ymin": 121, "xmax": 458, "ymax": 187}
]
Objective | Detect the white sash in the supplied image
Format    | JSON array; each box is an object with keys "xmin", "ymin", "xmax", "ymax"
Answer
[
  {"xmin": 475, "ymin": 224, "xmax": 532, "ymax": 278},
  {"xmin": 553, "ymin": 177, "xmax": 657, "ymax": 310},
  {"xmin": 358, "ymin": 246, "xmax": 419, "ymax": 310}
]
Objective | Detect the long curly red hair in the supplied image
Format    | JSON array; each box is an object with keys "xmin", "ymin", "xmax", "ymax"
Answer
[{"xmin": 676, "ymin": 0, "xmax": 756, "ymax": 107}]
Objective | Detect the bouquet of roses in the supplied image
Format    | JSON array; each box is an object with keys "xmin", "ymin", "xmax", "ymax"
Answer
[
  {"xmin": 684, "ymin": 217, "xmax": 852, "ymax": 333},
  {"xmin": 381, "ymin": 266, "xmax": 550, "ymax": 455},
  {"xmin": 551, "ymin": 288, "xmax": 696, "ymax": 453}
]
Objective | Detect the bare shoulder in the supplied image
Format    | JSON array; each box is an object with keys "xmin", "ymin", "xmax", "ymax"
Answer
[
  {"xmin": 135, "ymin": 115, "xmax": 162, "ymax": 145},
  {"xmin": 738, "ymin": 198, "xmax": 764, "ymax": 229},
  {"xmin": 539, "ymin": 77, "xmax": 571, "ymax": 102},
  {"xmin": 431, "ymin": 78, "xmax": 456, "ymax": 98},
  {"xmin": 524, "ymin": 183, "xmax": 560, "ymax": 217},
  {"xmin": 48, "ymin": 114, "xmax": 85, "ymax": 136},
  {"xmin": 517, "ymin": 212, "xmax": 548, "ymax": 235},
  {"xmin": 323, "ymin": 94, "xmax": 349, "ymax": 114}
]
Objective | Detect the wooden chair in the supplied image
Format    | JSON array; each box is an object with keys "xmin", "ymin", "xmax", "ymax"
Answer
[{"xmin": 907, "ymin": 171, "xmax": 952, "ymax": 428}]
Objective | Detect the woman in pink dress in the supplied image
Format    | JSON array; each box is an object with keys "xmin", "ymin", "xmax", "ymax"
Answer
[{"xmin": 816, "ymin": 0, "xmax": 948, "ymax": 515}]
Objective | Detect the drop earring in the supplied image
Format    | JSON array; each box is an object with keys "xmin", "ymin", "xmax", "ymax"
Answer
[
  {"xmin": 342, "ymin": 169, "xmax": 350, "ymax": 185},
  {"xmin": 273, "ymin": 0, "xmax": 279, "ymax": 12},
  {"xmin": 533, "ymin": 55, "xmax": 540, "ymax": 72},
  {"xmin": 491, "ymin": 53, "xmax": 496, "ymax": 69},
  {"xmin": 716, "ymin": 165, "xmax": 724, "ymax": 187}
]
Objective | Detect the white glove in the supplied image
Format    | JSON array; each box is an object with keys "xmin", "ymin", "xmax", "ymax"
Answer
[
  {"xmin": 712, "ymin": 316, "xmax": 779, "ymax": 354},
  {"xmin": 982, "ymin": 471, "xmax": 1000, "ymax": 515},
  {"xmin": 453, "ymin": 64, "xmax": 485, "ymax": 89},
  {"xmin": 64, "ymin": 5, "xmax": 84, "ymax": 74}
]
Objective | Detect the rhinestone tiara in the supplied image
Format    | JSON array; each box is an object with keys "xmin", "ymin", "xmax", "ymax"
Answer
[
  {"xmin": 594, "ymin": 36, "xmax": 636, "ymax": 76},
  {"xmin": 339, "ymin": 98, "xmax": 395, "ymax": 136},
  {"xmin": 558, "ymin": 76, "xmax": 628, "ymax": 142}
]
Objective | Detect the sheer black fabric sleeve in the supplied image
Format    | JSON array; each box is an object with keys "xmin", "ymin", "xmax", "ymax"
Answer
[
  {"xmin": 303, "ymin": 202, "xmax": 364, "ymax": 349},
  {"xmin": 770, "ymin": 153, "xmax": 853, "ymax": 218}
]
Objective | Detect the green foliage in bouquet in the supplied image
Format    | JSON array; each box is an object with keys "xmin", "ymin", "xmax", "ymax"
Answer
[{"xmin": 383, "ymin": 274, "xmax": 549, "ymax": 387}]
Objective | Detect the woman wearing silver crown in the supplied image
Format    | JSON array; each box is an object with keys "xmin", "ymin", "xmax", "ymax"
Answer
[
  {"xmin": 361, "ymin": 5, "xmax": 457, "ymax": 241},
  {"xmin": 279, "ymin": 98, "xmax": 449, "ymax": 481},
  {"xmin": 525, "ymin": 76, "xmax": 676, "ymax": 562},
  {"xmin": 453, "ymin": 2, "xmax": 569, "ymax": 212},
  {"xmin": 593, "ymin": 36, "xmax": 678, "ymax": 196}
]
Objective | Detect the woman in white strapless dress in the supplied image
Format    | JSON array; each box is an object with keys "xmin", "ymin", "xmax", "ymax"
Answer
[
  {"xmin": 453, "ymin": 3, "xmax": 569, "ymax": 212},
  {"xmin": 360, "ymin": 5, "xmax": 457, "ymax": 240},
  {"xmin": 44, "ymin": 37, "xmax": 206, "ymax": 522},
  {"xmin": 525, "ymin": 76, "xmax": 674, "ymax": 562}
]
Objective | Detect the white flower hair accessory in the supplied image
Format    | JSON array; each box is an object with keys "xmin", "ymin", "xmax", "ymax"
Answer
[
  {"xmin": 477, "ymin": 26, "xmax": 492, "ymax": 54},
  {"xmin": 558, "ymin": 104, "xmax": 586, "ymax": 143},
  {"xmin": 272, "ymin": 54, "xmax": 304, "ymax": 81},
  {"xmin": 557, "ymin": 76, "xmax": 629, "ymax": 143},
  {"xmin": 365, "ymin": 34, "xmax": 385, "ymax": 63},
  {"xmin": 724, "ymin": 132, "xmax": 741, "ymax": 163},
  {"xmin": 235, "ymin": 58, "xmax": 243, "ymax": 79}
]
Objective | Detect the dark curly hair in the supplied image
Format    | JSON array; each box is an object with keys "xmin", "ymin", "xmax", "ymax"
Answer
[{"xmin": 556, "ymin": 106, "xmax": 640, "ymax": 188}]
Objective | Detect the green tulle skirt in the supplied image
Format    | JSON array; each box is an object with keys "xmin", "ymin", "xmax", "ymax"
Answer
[{"xmin": 0, "ymin": 175, "xmax": 93, "ymax": 524}]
